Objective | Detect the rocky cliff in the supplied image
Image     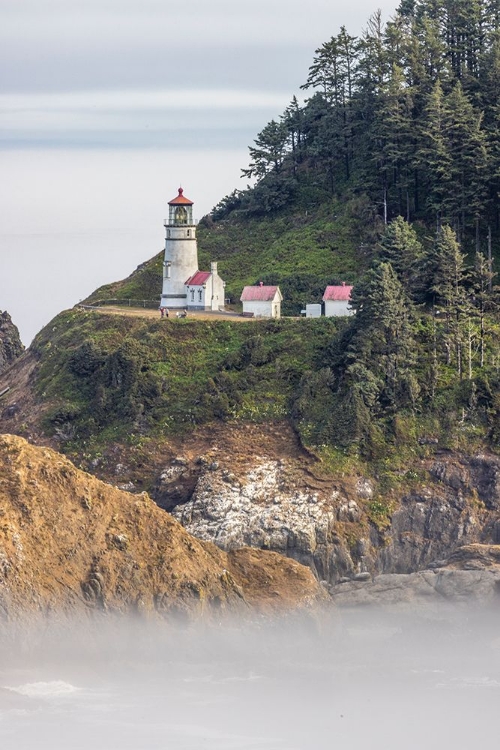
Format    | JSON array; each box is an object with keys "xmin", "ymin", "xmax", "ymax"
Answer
[
  {"xmin": 0, "ymin": 434, "xmax": 324, "ymax": 622},
  {"xmin": 155, "ymin": 432, "xmax": 500, "ymax": 586},
  {"xmin": 3, "ymin": 315, "xmax": 500, "ymax": 599},
  {"xmin": 0, "ymin": 312, "xmax": 23, "ymax": 375}
]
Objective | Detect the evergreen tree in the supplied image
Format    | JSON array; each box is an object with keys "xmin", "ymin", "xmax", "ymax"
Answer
[
  {"xmin": 417, "ymin": 78, "xmax": 453, "ymax": 224},
  {"xmin": 427, "ymin": 225, "xmax": 470, "ymax": 376},
  {"xmin": 346, "ymin": 262, "xmax": 420, "ymax": 415},
  {"xmin": 242, "ymin": 120, "xmax": 289, "ymax": 179},
  {"xmin": 472, "ymin": 250, "xmax": 496, "ymax": 366},
  {"xmin": 376, "ymin": 216, "xmax": 424, "ymax": 296},
  {"xmin": 444, "ymin": 81, "xmax": 489, "ymax": 235},
  {"xmin": 372, "ymin": 64, "xmax": 416, "ymax": 219}
]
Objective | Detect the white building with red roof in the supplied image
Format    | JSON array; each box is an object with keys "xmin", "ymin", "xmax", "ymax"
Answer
[
  {"xmin": 160, "ymin": 188, "xmax": 225, "ymax": 311},
  {"xmin": 185, "ymin": 263, "xmax": 225, "ymax": 311},
  {"xmin": 322, "ymin": 282, "xmax": 354, "ymax": 317},
  {"xmin": 240, "ymin": 283, "xmax": 283, "ymax": 318}
]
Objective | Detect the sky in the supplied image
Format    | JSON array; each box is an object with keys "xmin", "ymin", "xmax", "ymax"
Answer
[{"xmin": 0, "ymin": 0, "xmax": 398, "ymax": 344}]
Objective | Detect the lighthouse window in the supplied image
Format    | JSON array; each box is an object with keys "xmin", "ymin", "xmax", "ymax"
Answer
[
  {"xmin": 174, "ymin": 206, "xmax": 187, "ymax": 224},
  {"xmin": 187, "ymin": 230, "xmax": 190, "ymax": 237},
  {"xmin": 167, "ymin": 230, "xmax": 170, "ymax": 237}
]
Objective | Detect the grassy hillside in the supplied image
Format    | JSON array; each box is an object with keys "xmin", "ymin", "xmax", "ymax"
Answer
[{"xmin": 31, "ymin": 308, "xmax": 344, "ymax": 455}]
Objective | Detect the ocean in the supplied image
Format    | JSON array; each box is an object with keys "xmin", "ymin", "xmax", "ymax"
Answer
[{"xmin": 0, "ymin": 606, "xmax": 498, "ymax": 749}]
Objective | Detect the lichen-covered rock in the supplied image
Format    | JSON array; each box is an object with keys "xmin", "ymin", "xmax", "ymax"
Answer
[
  {"xmin": 0, "ymin": 311, "xmax": 24, "ymax": 375},
  {"xmin": 170, "ymin": 449, "xmax": 500, "ymax": 586},
  {"xmin": 173, "ymin": 458, "xmax": 362, "ymax": 582},
  {"xmin": 377, "ymin": 486, "xmax": 485, "ymax": 573}
]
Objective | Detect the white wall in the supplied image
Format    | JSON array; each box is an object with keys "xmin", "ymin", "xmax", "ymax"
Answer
[
  {"xmin": 306, "ymin": 304, "xmax": 322, "ymax": 318},
  {"xmin": 242, "ymin": 298, "xmax": 280, "ymax": 318},
  {"xmin": 210, "ymin": 272, "xmax": 225, "ymax": 310},
  {"xmin": 186, "ymin": 284, "xmax": 206, "ymax": 308},
  {"xmin": 324, "ymin": 300, "xmax": 354, "ymax": 317}
]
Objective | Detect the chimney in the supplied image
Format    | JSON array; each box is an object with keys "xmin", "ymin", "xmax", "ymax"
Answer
[
  {"xmin": 210, "ymin": 261, "xmax": 218, "ymax": 275},
  {"xmin": 259, "ymin": 281, "xmax": 263, "ymax": 286},
  {"xmin": 342, "ymin": 281, "xmax": 345, "ymax": 286}
]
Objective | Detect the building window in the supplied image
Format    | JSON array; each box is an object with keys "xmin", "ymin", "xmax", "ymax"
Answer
[
  {"xmin": 187, "ymin": 230, "xmax": 190, "ymax": 237},
  {"xmin": 190, "ymin": 290, "xmax": 194, "ymax": 301},
  {"xmin": 198, "ymin": 290, "xmax": 202, "ymax": 302}
]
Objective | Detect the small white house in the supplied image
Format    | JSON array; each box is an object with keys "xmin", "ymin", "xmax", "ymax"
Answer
[
  {"xmin": 240, "ymin": 283, "xmax": 283, "ymax": 318},
  {"xmin": 323, "ymin": 283, "xmax": 354, "ymax": 317},
  {"xmin": 185, "ymin": 262, "xmax": 225, "ymax": 311}
]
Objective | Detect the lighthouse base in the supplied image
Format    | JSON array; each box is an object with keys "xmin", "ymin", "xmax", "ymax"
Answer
[{"xmin": 160, "ymin": 294, "xmax": 188, "ymax": 309}]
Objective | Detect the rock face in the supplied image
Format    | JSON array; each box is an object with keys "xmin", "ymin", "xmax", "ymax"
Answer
[
  {"xmin": 378, "ymin": 454, "xmax": 500, "ymax": 574},
  {"xmin": 331, "ymin": 544, "xmax": 500, "ymax": 608},
  {"xmin": 0, "ymin": 312, "xmax": 23, "ymax": 375},
  {"xmin": 0, "ymin": 435, "xmax": 324, "ymax": 622},
  {"xmin": 169, "ymin": 446, "xmax": 500, "ymax": 585},
  {"xmin": 172, "ymin": 457, "xmax": 356, "ymax": 581}
]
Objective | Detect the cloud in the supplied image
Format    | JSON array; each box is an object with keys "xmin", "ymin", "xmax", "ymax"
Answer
[
  {"xmin": 0, "ymin": 89, "xmax": 291, "ymax": 114},
  {"xmin": 0, "ymin": 88, "xmax": 293, "ymax": 148},
  {"xmin": 0, "ymin": 1, "xmax": 398, "ymax": 95},
  {"xmin": 0, "ymin": 0, "xmax": 398, "ymax": 145}
]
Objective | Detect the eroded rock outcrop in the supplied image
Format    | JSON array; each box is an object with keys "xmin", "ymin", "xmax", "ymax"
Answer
[
  {"xmin": 0, "ymin": 435, "xmax": 325, "ymax": 621},
  {"xmin": 331, "ymin": 544, "xmax": 500, "ymax": 608},
  {"xmin": 172, "ymin": 457, "xmax": 360, "ymax": 582},
  {"xmin": 0, "ymin": 312, "xmax": 23, "ymax": 375}
]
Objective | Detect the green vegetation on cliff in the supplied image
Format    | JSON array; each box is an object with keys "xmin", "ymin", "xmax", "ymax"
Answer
[
  {"xmin": 32, "ymin": 310, "xmax": 343, "ymax": 452},
  {"xmin": 29, "ymin": 277, "xmax": 500, "ymax": 467}
]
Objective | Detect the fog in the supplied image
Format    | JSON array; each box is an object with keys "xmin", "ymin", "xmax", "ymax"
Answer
[{"xmin": 0, "ymin": 606, "xmax": 499, "ymax": 749}]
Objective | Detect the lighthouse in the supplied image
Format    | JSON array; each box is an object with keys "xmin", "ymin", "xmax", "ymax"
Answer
[
  {"xmin": 160, "ymin": 187, "xmax": 226, "ymax": 312},
  {"xmin": 160, "ymin": 187, "xmax": 198, "ymax": 309}
]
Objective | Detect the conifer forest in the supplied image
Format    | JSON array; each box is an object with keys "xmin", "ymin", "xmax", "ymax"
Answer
[{"xmin": 214, "ymin": 0, "xmax": 500, "ymax": 458}]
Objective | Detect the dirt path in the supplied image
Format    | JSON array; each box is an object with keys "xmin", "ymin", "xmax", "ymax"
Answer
[{"xmin": 82, "ymin": 306, "xmax": 256, "ymax": 322}]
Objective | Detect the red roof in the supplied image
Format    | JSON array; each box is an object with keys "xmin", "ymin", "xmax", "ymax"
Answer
[
  {"xmin": 168, "ymin": 187, "xmax": 194, "ymax": 206},
  {"xmin": 185, "ymin": 271, "xmax": 211, "ymax": 286},
  {"xmin": 323, "ymin": 284, "xmax": 353, "ymax": 301},
  {"xmin": 240, "ymin": 285, "xmax": 281, "ymax": 302}
]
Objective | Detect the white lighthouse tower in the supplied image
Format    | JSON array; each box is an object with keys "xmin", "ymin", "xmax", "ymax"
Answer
[{"xmin": 160, "ymin": 187, "xmax": 198, "ymax": 309}]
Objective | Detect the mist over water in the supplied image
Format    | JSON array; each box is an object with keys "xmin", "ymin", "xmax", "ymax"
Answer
[{"xmin": 0, "ymin": 606, "xmax": 498, "ymax": 749}]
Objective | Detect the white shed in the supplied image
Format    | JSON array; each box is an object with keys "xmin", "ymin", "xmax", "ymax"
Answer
[
  {"xmin": 305, "ymin": 304, "xmax": 322, "ymax": 318},
  {"xmin": 240, "ymin": 283, "xmax": 283, "ymax": 318},
  {"xmin": 323, "ymin": 283, "xmax": 354, "ymax": 317}
]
